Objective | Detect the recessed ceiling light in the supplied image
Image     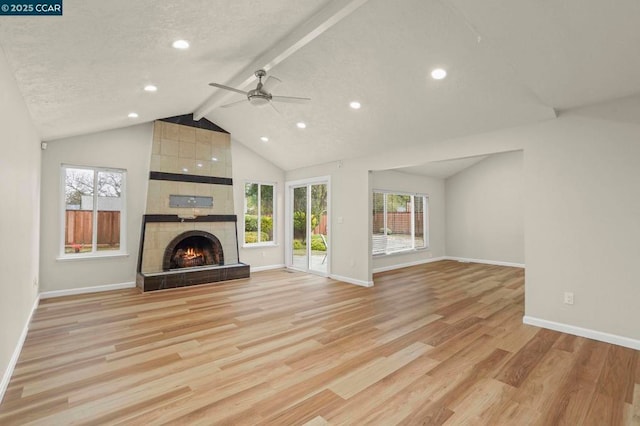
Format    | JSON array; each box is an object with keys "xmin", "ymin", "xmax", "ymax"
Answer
[
  {"xmin": 197, "ymin": 163, "xmax": 203, "ymax": 168},
  {"xmin": 260, "ymin": 136, "xmax": 269, "ymax": 142},
  {"xmin": 172, "ymin": 40, "xmax": 190, "ymax": 49},
  {"xmin": 431, "ymin": 68, "xmax": 447, "ymax": 80},
  {"xmin": 144, "ymin": 84, "xmax": 158, "ymax": 92},
  {"xmin": 349, "ymin": 101, "xmax": 361, "ymax": 110},
  {"xmin": 211, "ymin": 157, "xmax": 218, "ymax": 162},
  {"xmin": 296, "ymin": 122, "xmax": 306, "ymax": 129},
  {"xmin": 127, "ymin": 112, "xmax": 138, "ymax": 118},
  {"xmin": 182, "ymin": 168, "xmax": 188, "ymax": 172}
]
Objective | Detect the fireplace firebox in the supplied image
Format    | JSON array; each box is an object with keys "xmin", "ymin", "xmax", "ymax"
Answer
[{"xmin": 163, "ymin": 230, "xmax": 223, "ymax": 271}]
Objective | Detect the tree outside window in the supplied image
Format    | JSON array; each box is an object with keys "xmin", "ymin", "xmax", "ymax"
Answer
[{"xmin": 244, "ymin": 182, "xmax": 275, "ymax": 245}]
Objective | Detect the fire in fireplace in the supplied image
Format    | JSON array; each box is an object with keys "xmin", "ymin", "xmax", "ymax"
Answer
[
  {"xmin": 172, "ymin": 246, "xmax": 207, "ymax": 268},
  {"xmin": 163, "ymin": 231, "xmax": 224, "ymax": 271}
]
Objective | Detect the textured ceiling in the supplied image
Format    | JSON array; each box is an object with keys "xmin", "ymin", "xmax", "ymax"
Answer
[
  {"xmin": 448, "ymin": 0, "xmax": 640, "ymax": 110},
  {"xmin": 1, "ymin": 0, "xmax": 639, "ymax": 170},
  {"xmin": 0, "ymin": 0, "xmax": 331, "ymax": 140}
]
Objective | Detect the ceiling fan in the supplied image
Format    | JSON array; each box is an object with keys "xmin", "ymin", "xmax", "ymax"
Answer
[{"xmin": 209, "ymin": 69, "xmax": 311, "ymax": 109}]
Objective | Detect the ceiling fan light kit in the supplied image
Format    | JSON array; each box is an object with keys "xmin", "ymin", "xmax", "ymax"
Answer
[{"xmin": 209, "ymin": 69, "xmax": 311, "ymax": 109}]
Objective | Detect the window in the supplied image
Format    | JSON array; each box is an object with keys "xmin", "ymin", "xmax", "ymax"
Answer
[
  {"xmin": 61, "ymin": 165, "xmax": 126, "ymax": 257},
  {"xmin": 372, "ymin": 191, "xmax": 428, "ymax": 255},
  {"xmin": 244, "ymin": 182, "xmax": 275, "ymax": 245}
]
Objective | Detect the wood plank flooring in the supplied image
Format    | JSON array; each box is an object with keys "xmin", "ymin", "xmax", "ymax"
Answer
[{"xmin": 1, "ymin": 260, "xmax": 638, "ymax": 425}]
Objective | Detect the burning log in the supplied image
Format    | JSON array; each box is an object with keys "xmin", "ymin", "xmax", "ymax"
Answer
[{"xmin": 172, "ymin": 247, "xmax": 206, "ymax": 268}]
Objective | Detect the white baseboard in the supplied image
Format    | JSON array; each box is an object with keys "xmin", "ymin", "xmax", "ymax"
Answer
[
  {"xmin": 39, "ymin": 281, "xmax": 136, "ymax": 299},
  {"xmin": 523, "ymin": 316, "xmax": 640, "ymax": 351},
  {"xmin": 444, "ymin": 256, "xmax": 525, "ymax": 269},
  {"xmin": 1, "ymin": 294, "xmax": 40, "ymax": 405},
  {"xmin": 330, "ymin": 274, "xmax": 374, "ymax": 288},
  {"xmin": 251, "ymin": 264, "xmax": 286, "ymax": 273},
  {"xmin": 373, "ymin": 256, "xmax": 446, "ymax": 273}
]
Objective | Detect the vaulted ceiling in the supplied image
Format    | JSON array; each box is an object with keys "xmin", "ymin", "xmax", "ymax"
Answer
[{"xmin": 1, "ymin": 0, "xmax": 639, "ymax": 170}]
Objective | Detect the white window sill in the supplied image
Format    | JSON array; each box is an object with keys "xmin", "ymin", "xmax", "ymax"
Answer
[
  {"xmin": 57, "ymin": 252, "xmax": 130, "ymax": 261},
  {"xmin": 242, "ymin": 243, "xmax": 278, "ymax": 249}
]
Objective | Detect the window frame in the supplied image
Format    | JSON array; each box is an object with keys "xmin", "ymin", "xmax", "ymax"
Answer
[
  {"xmin": 243, "ymin": 181, "xmax": 277, "ymax": 247},
  {"xmin": 372, "ymin": 189, "xmax": 429, "ymax": 256},
  {"xmin": 59, "ymin": 164, "xmax": 127, "ymax": 259}
]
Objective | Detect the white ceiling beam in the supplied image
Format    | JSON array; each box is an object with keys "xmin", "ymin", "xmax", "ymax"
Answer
[{"xmin": 193, "ymin": 0, "xmax": 371, "ymax": 120}]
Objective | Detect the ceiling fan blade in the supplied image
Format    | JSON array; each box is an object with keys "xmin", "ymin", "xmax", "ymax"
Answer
[
  {"xmin": 262, "ymin": 76, "xmax": 282, "ymax": 92},
  {"xmin": 271, "ymin": 96, "xmax": 311, "ymax": 104},
  {"xmin": 208, "ymin": 82, "xmax": 248, "ymax": 96},
  {"xmin": 220, "ymin": 99, "xmax": 249, "ymax": 108}
]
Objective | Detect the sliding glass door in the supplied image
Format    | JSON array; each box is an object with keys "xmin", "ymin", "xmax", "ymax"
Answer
[
  {"xmin": 287, "ymin": 178, "xmax": 329, "ymax": 275},
  {"xmin": 291, "ymin": 186, "xmax": 308, "ymax": 270}
]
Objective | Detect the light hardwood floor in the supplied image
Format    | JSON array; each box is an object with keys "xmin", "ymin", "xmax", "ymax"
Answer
[{"xmin": 1, "ymin": 260, "xmax": 638, "ymax": 425}]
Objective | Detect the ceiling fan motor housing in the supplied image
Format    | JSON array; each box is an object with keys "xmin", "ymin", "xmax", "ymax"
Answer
[
  {"xmin": 210, "ymin": 68, "xmax": 309, "ymax": 108},
  {"xmin": 247, "ymin": 88, "xmax": 272, "ymax": 107}
]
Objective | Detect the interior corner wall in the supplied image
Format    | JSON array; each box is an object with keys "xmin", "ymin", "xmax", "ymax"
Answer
[
  {"xmin": 371, "ymin": 170, "xmax": 446, "ymax": 271},
  {"xmin": 297, "ymin": 98, "xmax": 639, "ymax": 344},
  {"xmin": 231, "ymin": 140, "xmax": 285, "ymax": 270},
  {"xmin": 0, "ymin": 47, "xmax": 41, "ymax": 397},
  {"xmin": 39, "ymin": 124, "xmax": 153, "ymax": 292},
  {"xmin": 445, "ymin": 150, "xmax": 524, "ymax": 264}
]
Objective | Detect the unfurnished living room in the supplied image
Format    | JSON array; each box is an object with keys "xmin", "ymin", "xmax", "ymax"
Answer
[{"xmin": 1, "ymin": 1, "xmax": 639, "ymax": 425}]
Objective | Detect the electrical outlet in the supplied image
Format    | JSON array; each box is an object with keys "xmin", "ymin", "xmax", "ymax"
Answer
[
  {"xmin": 33, "ymin": 277, "xmax": 38, "ymax": 288},
  {"xmin": 564, "ymin": 292, "xmax": 574, "ymax": 305}
]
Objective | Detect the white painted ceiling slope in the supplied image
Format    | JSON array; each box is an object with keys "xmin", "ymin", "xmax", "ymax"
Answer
[
  {"xmin": 395, "ymin": 155, "xmax": 488, "ymax": 180},
  {"xmin": 1, "ymin": 0, "xmax": 640, "ymax": 171}
]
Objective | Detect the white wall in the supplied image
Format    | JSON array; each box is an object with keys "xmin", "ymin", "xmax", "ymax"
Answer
[
  {"xmin": 524, "ymin": 112, "xmax": 640, "ymax": 342},
  {"xmin": 39, "ymin": 126, "xmax": 287, "ymax": 290},
  {"xmin": 285, "ymin": 96, "xmax": 640, "ymax": 343},
  {"xmin": 286, "ymin": 162, "xmax": 371, "ymax": 286},
  {"xmin": 231, "ymin": 140, "xmax": 285, "ymax": 270},
  {"xmin": 286, "ymin": 127, "xmax": 526, "ymax": 286},
  {"xmin": 0, "ymin": 48, "xmax": 41, "ymax": 398},
  {"xmin": 445, "ymin": 151, "xmax": 524, "ymax": 264},
  {"xmin": 371, "ymin": 170, "xmax": 445, "ymax": 272},
  {"xmin": 39, "ymin": 124, "xmax": 153, "ymax": 292}
]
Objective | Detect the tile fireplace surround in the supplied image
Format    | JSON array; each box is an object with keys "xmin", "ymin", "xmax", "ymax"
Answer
[{"xmin": 136, "ymin": 115, "xmax": 249, "ymax": 291}]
